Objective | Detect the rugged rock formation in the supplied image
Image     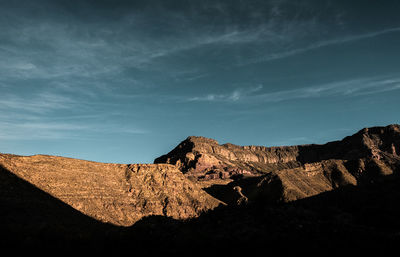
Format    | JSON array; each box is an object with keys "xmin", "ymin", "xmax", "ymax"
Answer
[
  {"xmin": 0, "ymin": 163, "xmax": 116, "ymax": 250},
  {"xmin": 0, "ymin": 154, "xmax": 221, "ymax": 226},
  {"xmin": 1, "ymin": 124, "xmax": 399, "ymax": 227},
  {"xmin": 1, "ymin": 124, "xmax": 400, "ymax": 254},
  {"xmin": 154, "ymin": 136, "xmax": 303, "ymax": 179},
  {"xmin": 155, "ymin": 124, "xmax": 400, "ymax": 204},
  {"xmin": 125, "ymin": 173, "xmax": 400, "ymax": 256}
]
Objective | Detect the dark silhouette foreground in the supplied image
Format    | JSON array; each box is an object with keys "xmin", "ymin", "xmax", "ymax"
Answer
[{"xmin": 1, "ymin": 163, "xmax": 399, "ymax": 255}]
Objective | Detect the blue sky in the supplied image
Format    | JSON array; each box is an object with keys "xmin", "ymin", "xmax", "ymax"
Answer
[{"xmin": 1, "ymin": 0, "xmax": 400, "ymax": 163}]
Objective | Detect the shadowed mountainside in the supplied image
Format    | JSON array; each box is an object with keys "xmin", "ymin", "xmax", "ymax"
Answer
[
  {"xmin": 0, "ymin": 164, "xmax": 116, "ymax": 251},
  {"xmin": 2, "ymin": 162, "xmax": 400, "ymax": 255},
  {"xmin": 1, "ymin": 124, "xmax": 400, "ymax": 255},
  {"xmin": 155, "ymin": 124, "xmax": 400, "ymax": 178},
  {"xmin": 155, "ymin": 124, "xmax": 400, "ymax": 204},
  {"xmin": 0, "ymin": 154, "xmax": 221, "ymax": 226},
  {"xmin": 124, "ymin": 173, "xmax": 400, "ymax": 255}
]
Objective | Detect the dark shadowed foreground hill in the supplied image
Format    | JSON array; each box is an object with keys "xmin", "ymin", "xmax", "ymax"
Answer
[
  {"xmin": 123, "ymin": 174, "xmax": 400, "ymax": 255},
  {"xmin": 0, "ymin": 124, "xmax": 400, "ymax": 255}
]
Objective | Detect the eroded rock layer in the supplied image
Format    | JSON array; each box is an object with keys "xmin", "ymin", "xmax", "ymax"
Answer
[
  {"xmin": 155, "ymin": 124, "xmax": 400, "ymax": 203},
  {"xmin": 0, "ymin": 154, "xmax": 221, "ymax": 226}
]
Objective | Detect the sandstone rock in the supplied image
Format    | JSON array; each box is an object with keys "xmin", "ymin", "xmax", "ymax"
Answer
[
  {"xmin": 156, "ymin": 124, "xmax": 400, "ymax": 178},
  {"xmin": 156, "ymin": 124, "xmax": 400, "ymax": 205},
  {"xmin": 1, "ymin": 124, "xmax": 399, "ymax": 225},
  {"xmin": 0, "ymin": 154, "xmax": 221, "ymax": 226},
  {"xmin": 1, "ymin": 124, "xmax": 400, "ymax": 254}
]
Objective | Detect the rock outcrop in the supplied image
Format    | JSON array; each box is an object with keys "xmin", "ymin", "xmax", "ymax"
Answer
[
  {"xmin": 1, "ymin": 124, "xmax": 399, "ymax": 226},
  {"xmin": 155, "ymin": 124, "xmax": 400, "ymax": 204},
  {"xmin": 1, "ymin": 124, "xmax": 400, "ymax": 254},
  {"xmin": 0, "ymin": 154, "xmax": 221, "ymax": 226},
  {"xmin": 154, "ymin": 136, "xmax": 303, "ymax": 179}
]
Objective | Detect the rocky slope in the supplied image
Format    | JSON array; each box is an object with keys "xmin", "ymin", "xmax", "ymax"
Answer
[
  {"xmin": 122, "ymin": 172, "xmax": 400, "ymax": 256},
  {"xmin": 0, "ymin": 163, "xmax": 115, "ymax": 251},
  {"xmin": 0, "ymin": 154, "xmax": 221, "ymax": 226},
  {"xmin": 155, "ymin": 124, "xmax": 400, "ymax": 204},
  {"xmin": 1, "ymin": 124, "xmax": 400, "ymax": 254}
]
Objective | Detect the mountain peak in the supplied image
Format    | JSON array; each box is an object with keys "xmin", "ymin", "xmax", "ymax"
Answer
[
  {"xmin": 185, "ymin": 136, "xmax": 219, "ymax": 145},
  {"xmin": 155, "ymin": 124, "xmax": 400, "ymax": 184}
]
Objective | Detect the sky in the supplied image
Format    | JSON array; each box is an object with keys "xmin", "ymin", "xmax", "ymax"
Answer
[{"xmin": 1, "ymin": 0, "xmax": 400, "ymax": 164}]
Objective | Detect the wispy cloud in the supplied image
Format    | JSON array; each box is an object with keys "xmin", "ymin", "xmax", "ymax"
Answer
[
  {"xmin": 0, "ymin": 121, "xmax": 86, "ymax": 140},
  {"xmin": 188, "ymin": 85, "xmax": 263, "ymax": 102},
  {"xmin": 1, "ymin": 0, "xmax": 398, "ymax": 86},
  {"xmin": 0, "ymin": 120, "xmax": 148, "ymax": 140},
  {"xmin": 243, "ymin": 27, "xmax": 400, "ymax": 65},
  {"xmin": 0, "ymin": 1, "xmax": 335, "ymax": 82},
  {"xmin": 254, "ymin": 76, "xmax": 400, "ymax": 103},
  {"xmin": 0, "ymin": 91, "xmax": 78, "ymax": 113},
  {"xmin": 187, "ymin": 76, "xmax": 400, "ymax": 103},
  {"xmin": 0, "ymin": 87, "xmax": 148, "ymax": 140}
]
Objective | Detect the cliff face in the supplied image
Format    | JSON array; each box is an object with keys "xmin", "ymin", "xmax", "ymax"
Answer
[
  {"xmin": 1, "ymin": 124, "xmax": 399, "ymax": 227},
  {"xmin": 1, "ymin": 124, "xmax": 400, "ymax": 253},
  {"xmin": 154, "ymin": 136, "xmax": 303, "ymax": 179},
  {"xmin": 155, "ymin": 124, "xmax": 400, "ymax": 203},
  {"xmin": 0, "ymin": 154, "xmax": 221, "ymax": 226}
]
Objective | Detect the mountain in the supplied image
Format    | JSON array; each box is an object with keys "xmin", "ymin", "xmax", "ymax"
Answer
[
  {"xmin": 1, "ymin": 124, "xmax": 400, "ymax": 254},
  {"xmin": 124, "ymin": 171, "xmax": 400, "ymax": 255},
  {"xmin": 155, "ymin": 124, "xmax": 400, "ymax": 204},
  {"xmin": 0, "ymin": 154, "xmax": 220, "ymax": 226},
  {"xmin": 0, "ymin": 163, "xmax": 115, "ymax": 251}
]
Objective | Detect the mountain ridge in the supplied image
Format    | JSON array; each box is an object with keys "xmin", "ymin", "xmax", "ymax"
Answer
[
  {"xmin": 1, "ymin": 124, "xmax": 400, "ymax": 254},
  {"xmin": 0, "ymin": 154, "xmax": 221, "ymax": 226},
  {"xmin": 0, "ymin": 124, "xmax": 399, "ymax": 226},
  {"xmin": 155, "ymin": 124, "xmax": 400, "ymax": 204}
]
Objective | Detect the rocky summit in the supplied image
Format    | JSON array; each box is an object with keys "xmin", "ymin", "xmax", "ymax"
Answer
[
  {"xmin": 155, "ymin": 124, "xmax": 400, "ymax": 204},
  {"xmin": 1, "ymin": 124, "xmax": 400, "ymax": 254}
]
